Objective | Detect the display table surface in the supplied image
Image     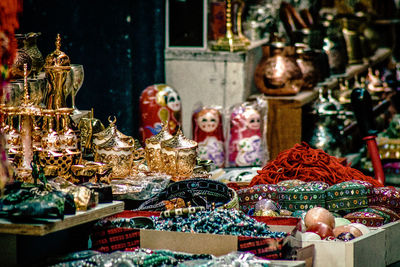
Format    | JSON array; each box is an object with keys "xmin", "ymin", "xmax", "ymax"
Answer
[
  {"xmin": 0, "ymin": 201, "xmax": 124, "ymax": 236},
  {"xmin": 0, "ymin": 201, "xmax": 124, "ymax": 266}
]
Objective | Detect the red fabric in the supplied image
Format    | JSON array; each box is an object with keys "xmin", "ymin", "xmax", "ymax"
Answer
[
  {"xmin": 252, "ymin": 216, "xmax": 300, "ymax": 226},
  {"xmin": 237, "ymin": 236, "xmax": 284, "ymax": 259},
  {"xmin": 0, "ymin": 0, "xmax": 22, "ymax": 66},
  {"xmin": 226, "ymin": 182, "xmax": 250, "ymax": 191},
  {"xmin": 251, "ymin": 142, "xmax": 383, "ymax": 187}
]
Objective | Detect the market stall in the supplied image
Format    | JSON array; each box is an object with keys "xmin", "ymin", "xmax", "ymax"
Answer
[{"xmin": 1, "ymin": 0, "xmax": 400, "ymax": 266}]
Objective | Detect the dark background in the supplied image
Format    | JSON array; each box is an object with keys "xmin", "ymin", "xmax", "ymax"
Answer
[{"xmin": 19, "ymin": 0, "xmax": 165, "ymax": 138}]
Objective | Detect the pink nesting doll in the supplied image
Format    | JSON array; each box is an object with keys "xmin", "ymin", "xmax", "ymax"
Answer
[
  {"xmin": 228, "ymin": 104, "xmax": 264, "ymax": 167},
  {"xmin": 139, "ymin": 84, "xmax": 182, "ymax": 144},
  {"xmin": 192, "ymin": 107, "xmax": 225, "ymax": 167}
]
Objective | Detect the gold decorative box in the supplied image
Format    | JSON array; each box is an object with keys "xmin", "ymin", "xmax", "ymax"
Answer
[
  {"xmin": 160, "ymin": 129, "xmax": 197, "ymax": 180},
  {"xmin": 145, "ymin": 123, "xmax": 173, "ymax": 173}
]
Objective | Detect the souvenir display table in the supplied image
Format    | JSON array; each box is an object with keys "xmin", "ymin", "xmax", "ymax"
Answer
[
  {"xmin": 3, "ymin": 1, "xmax": 400, "ymax": 267},
  {"xmin": 0, "ymin": 201, "xmax": 124, "ymax": 266}
]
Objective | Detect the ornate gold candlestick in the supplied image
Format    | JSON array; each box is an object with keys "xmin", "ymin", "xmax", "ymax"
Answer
[
  {"xmin": 236, "ymin": 0, "xmax": 250, "ymax": 46},
  {"xmin": 211, "ymin": 0, "xmax": 248, "ymax": 52},
  {"xmin": 20, "ymin": 64, "xmax": 42, "ymax": 169},
  {"xmin": 13, "ymin": 64, "xmax": 42, "ymax": 182}
]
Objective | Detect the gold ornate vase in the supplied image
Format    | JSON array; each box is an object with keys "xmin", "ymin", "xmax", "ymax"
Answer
[
  {"xmin": 160, "ymin": 129, "xmax": 197, "ymax": 180},
  {"xmin": 44, "ymin": 34, "xmax": 71, "ymax": 110},
  {"xmin": 93, "ymin": 118, "xmax": 136, "ymax": 178},
  {"xmin": 145, "ymin": 123, "xmax": 173, "ymax": 173}
]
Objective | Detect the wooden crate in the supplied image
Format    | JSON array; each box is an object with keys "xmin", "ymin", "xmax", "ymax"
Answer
[
  {"xmin": 288, "ymin": 228, "xmax": 386, "ymax": 267},
  {"xmin": 380, "ymin": 221, "xmax": 400, "ymax": 265}
]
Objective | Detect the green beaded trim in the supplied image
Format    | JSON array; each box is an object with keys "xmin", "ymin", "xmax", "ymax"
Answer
[
  {"xmin": 326, "ymin": 196, "xmax": 368, "ymax": 211},
  {"xmin": 280, "ymin": 183, "xmax": 326, "ymax": 204},
  {"xmin": 325, "ymin": 182, "xmax": 368, "ymax": 201},
  {"xmin": 280, "ymin": 200, "xmax": 325, "ymax": 211},
  {"xmin": 360, "ymin": 208, "xmax": 392, "ymax": 224}
]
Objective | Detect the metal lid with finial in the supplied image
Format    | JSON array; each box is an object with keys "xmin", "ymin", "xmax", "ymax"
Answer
[
  {"xmin": 93, "ymin": 116, "xmax": 133, "ymax": 146},
  {"xmin": 161, "ymin": 128, "xmax": 197, "ymax": 150},
  {"xmin": 44, "ymin": 34, "xmax": 71, "ymax": 68},
  {"xmin": 145, "ymin": 122, "xmax": 173, "ymax": 145}
]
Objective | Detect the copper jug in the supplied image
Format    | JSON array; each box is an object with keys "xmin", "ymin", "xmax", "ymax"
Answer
[{"xmin": 255, "ymin": 42, "xmax": 303, "ymax": 96}]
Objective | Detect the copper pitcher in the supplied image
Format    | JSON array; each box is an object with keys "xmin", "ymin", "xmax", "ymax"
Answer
[{"xmin": 255, "ymin": 42, "xmax": 303, "ymax": 96}]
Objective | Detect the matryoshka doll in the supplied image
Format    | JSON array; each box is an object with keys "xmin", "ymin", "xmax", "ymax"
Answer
[
  {"xmin": 228, "ymin": 103, "xmax": 265, "ymax": 167},
  {"xmin": 139, "ymin": 84, "xmax": 182, "ymax": 144},
  {"xmin": 192, "ymin": 107, "xmax": 225, "ymax": 167}
]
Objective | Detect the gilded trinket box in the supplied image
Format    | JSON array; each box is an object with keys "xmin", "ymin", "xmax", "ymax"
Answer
[
  {"xmin": 94, "ymin": 118, "xmax": 138, "ymax": 178},
  {"xmin": 160, "ymin": 129, "xmax": 197, "ymax": 180},
  {"xmin": 145, "ymin": 123, "xmax": 173, "ymax": 173},
  {"xmin": 237, "ymin": 184, "xmax": 285, "ymax": 214},
  {"xmin": 279, "ymin": 182, "xmax": 327, "ymax": 211},
  {"xmin": 325, "ymin": 181, "xmax": 368, "ymax": 211}
]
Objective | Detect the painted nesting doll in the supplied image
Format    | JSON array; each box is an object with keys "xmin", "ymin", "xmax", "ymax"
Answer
[
  {"xmin": 228, "ymin": 104, "xmax": 263, "ymax": 167},
  {"xmin": 139, "ymin": 84, "xmax": 182, "ymax": 144},
  {"xmin": 192, "ymin": 107, "xmax": 225, "ymax": 167}
]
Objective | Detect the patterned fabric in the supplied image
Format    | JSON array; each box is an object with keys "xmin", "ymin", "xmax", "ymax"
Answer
[
  {"xmin": 349, "ymin": 179, "xmax": 374, "ymax": 204},
  {"xmin": 371, "ymin": 187, "xmax": 400, "ymax": 213},
  {"xmin": 279, "ymin": 182, "xmax": 326, "ymax": 211},
  {"xmin": 359, "ymin": 208, "xmax": 392, "ymax": 224},
  {"xmin": 369, "ymin": 205, "xmax": 400, "ymax": 222},
  {"xmin": 237, "ymin": 184, "xmax": 285, "ymax": 213},
  {"xmin": 325, "ymin": 181, "xmax": 368, "ymax": 211},
  {"xmin": 137, "ymin": 179, "xmax": 231, "ymax": 211},
  {"xmin": 344, "ymin": 211, "xmax": 385, "ymax": 227},
  {"xmin": 161, "ymin": 206, "xmax": 206, "ymax": 218}
]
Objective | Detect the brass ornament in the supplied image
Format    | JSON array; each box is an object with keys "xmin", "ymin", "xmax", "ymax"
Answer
[
  {"xmin": 160, "ymin": 129, "xmax": 198, "ymax": 180},
  {"xmin": 93, "ymin": 117, "xmax": 140, "ymax": 179},
  {"xmin": 145, "ymin": 123, "xmax": 173, "ymax": 173},
  {"xmin": 44, "ymin": 34, "xmax": 71, "ymax": 110},
  {"xmin": 93, "ymin": 116, "xmax": 132, "ymax": 146},
  {"xmin": 71, "ymin": 161, "xmax": 112, "ymax": 184},
  {"xmin": 211, "ymin": 0, "xmax": 248, "ymax": 52},
  {"xmin": 78, "ymin": 109, "xmax": 105, "ymax": 155}
]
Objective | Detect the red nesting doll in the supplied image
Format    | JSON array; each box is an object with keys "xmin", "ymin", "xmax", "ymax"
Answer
[
  {"xmin": 192, "ymin": 107, "xmax": 225, "ymax": 167},
  {"xmin": 139, "ymin": 84, "xmax": 182, "ymax": 144},
  {"xmin": 228, "ymin": 103, "xmax": 265, "ymax": 167}
]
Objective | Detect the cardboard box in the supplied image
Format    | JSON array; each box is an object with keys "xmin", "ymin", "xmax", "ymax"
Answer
[
  {"xmin": 288, "ymin": 228, "xmax": 386, "ymax": 267},
  {"xmin": 92, "ymin": 227, "xmax": 285, "ymax": 258}
]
